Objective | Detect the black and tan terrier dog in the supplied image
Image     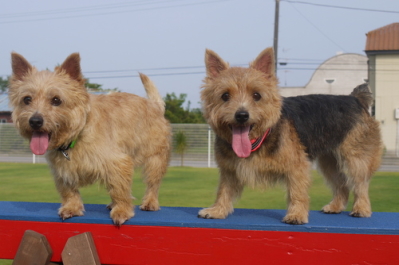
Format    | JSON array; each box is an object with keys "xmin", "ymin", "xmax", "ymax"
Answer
[
  {"xmin": 198, "ymin": 47, "xmax": 382, "ymax": 224},
  {"xmin": 9, "ymin": 53, "xmax": 171, "ymax": 225}
]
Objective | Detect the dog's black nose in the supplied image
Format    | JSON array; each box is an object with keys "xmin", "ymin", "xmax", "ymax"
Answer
[
  {"xmin": 235, "ymin": 111, "xmax": 249, "ymax": 123},
  {"xmin": 29, "ymin": 115, "xmax": 44, "ymax": 130}
]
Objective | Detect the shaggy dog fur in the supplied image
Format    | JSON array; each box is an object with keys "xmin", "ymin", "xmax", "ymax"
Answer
[
  {"xmin": 198, "ymin": 47, "xmax": 382, "ymax": 224},
  {"xmin": 9, "ymin": 53, "xmax": 171, "ymax": 225}
]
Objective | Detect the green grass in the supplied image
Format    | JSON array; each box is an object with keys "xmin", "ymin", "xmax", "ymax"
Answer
[
  {"xmin": 0, "ymin": 163, "xmax": 398, "ymax": 211},
  {"xmin": 0, "ymin": 163, "xmax": 398, "ymax": 264}
]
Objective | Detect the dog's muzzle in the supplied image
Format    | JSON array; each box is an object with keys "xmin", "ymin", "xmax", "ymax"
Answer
[{"xmin": 29, "ymin": 115, "xmax": 44, "ymax": 130}]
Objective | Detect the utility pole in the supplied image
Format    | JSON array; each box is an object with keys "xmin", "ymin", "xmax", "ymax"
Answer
[{"xmin": 273, "ymin": 0, "xmax": 280, "ymax": 73}]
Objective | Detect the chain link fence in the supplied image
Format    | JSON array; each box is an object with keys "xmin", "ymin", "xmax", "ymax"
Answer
[{"xmin": 0, "ymin": 123, "xmax": 217, "ymax": 167}]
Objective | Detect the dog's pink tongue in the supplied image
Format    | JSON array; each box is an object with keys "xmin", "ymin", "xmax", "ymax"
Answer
[
  {"xmin": 30, "ymin": 132, "xmax": 49, "ymax": 155},
  {"xmin": 232, "ymin": 125, "xmax": 251, "ymax": 158}
]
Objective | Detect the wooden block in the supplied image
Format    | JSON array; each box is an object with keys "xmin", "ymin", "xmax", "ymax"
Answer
[
  {"xmin": 12, "ymin": 230, "xmax": 53, "ymax": 265},
  {"xmin": 61, "ymin": 232, "xmax": 100, "ymax": 265}
]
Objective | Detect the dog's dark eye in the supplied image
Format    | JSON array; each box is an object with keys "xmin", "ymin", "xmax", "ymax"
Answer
[
  {"xmin": 253, "ymin": 93, "xmax": 262, "ymax": 101},
  {"xmin": 221, "ymin": 92, "xmax": 230, "ymax": 102},
  {"xmin": 51, "ymin": 97, "xmax": 62, "ymax": 106},
  {"xmin": 23, "ymin": 96, "xmax": 32, "ymax": 105}
]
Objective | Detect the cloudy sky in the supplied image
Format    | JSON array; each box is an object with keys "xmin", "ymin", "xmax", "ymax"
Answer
[{"xmin": 1, "ymin": 0, "xmax": 398, "ymax": 108}]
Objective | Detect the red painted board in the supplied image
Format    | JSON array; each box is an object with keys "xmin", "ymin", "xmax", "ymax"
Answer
[{"xmin": 1, "ymin": 220, "xmax": 398, "ymax": 265}]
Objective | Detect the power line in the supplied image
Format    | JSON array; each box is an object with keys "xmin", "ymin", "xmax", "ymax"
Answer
[
  {"xmin": 282, "ymin": 1, "xmax": 399, "ymax": 14},
  {"xmin": 3, "ymin": 57, "xmax": 398, "ymax": 79},
  {"xmin": 3, "ymin": 64, "xmax": 398, "ymax": 79},
  {"xmin": 84, "ymin": 65, "xmax": 206, "ymax": 74},
  {"xmin": 2, "ymin": 67, "xmax": 397, "ymax": 82},
  {"xmin": 84, "ymin": 60, "xmax": 389, "ymax": 75},
  {"xmin": 0, "ymin": 0, "xmax": 231, "ymax": 24},
  {"xmin": 0, "ymin": 0, "xmax": 154, "ymax": 18},
  {"xmin": 86, "ymin": 71, "xmax": 206, "ymax": 79},
  {"xmin": 85, "ymin": 68, "xmax": 398, "ymax": 80},
  {"xmin": 287, "ymin": 2, "xmax": 346, "ymax": 51}
]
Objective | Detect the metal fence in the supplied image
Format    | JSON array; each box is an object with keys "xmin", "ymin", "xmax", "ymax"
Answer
[
  {"xmin": 0, "ymin": 123, "xmax": 217, "ymax": 167},
  {"xmin": 1, "ymin": 122, "xmax": 399, "ymax": 170},
  {"xmin": 170, "ymin": 124, "xmax": 216, "ymax": 167}
]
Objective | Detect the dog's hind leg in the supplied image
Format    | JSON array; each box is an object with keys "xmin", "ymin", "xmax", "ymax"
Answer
[
  {"xmin": 349, "ymin": 144, "xmax": 381, "ymax": 217},
  {"xmin": 318, "ymin": 154, "xmax": 349, "ymax": 214},
  {"xmin": 351, "ymin": 180, "xmax": 372, "ymax": 217},
  {"xmin": 198, "ymin": 168, "xmax": 244, "ymax": 219},
  {"xmin": 344, "ymin": 157, "xmax": 373, "ymax": 217},
  {"xmin": 140, "ymin": 152, "xmax": 169, "ymax": 212},
  {"xmin": 338, "ymin": 118, "xmax": 382, "ymax": 218}
]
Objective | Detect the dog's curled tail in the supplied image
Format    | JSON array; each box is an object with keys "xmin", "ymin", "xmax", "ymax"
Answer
[
  {"xmin": 139, "ymin": 73, "xmax": 165, "ymax": 113},
  {"xmin": 350, "ymin": 83, "xmax": 374, "ymax": 109}
]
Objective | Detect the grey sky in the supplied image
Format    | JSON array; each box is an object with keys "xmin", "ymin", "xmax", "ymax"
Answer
[{"xmin": 1, "ymin": 0, "xmax": 398, "ymax": 109}]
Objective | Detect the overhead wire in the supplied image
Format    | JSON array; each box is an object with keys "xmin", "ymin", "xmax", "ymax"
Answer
[
  {"xmin": 0, "ymin": 0, "xmax": 156, "ymax": 18},
  {"xmin": 0, "ymin": 0, "xmax": 231, "ymax": 24},
  {"xmin": 285, "ymin": 2, "xmax": 346, "ymax": 51},
  {"xmin": 281, "ymin": 1, "xmax": 399, "ymax": 14},
  {"xmin": 1, "ymin": 0, "xmax": 397, "ymax": 79},
  {"xmin": 280, "ymin": 0, "xmax": 398, "ymax": 58},
  {"xmin": 2, "ymin": 60, "xmax": 397, "ymax": 80}
]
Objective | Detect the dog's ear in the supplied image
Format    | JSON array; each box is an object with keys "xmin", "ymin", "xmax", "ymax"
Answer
[
  {"xmin": 205, "ymin": 49, "xmax": 229, "ymax": 78},
  {"xmin": 58, "ymin": 53, "xmax": 84, "ymax": 83},
  {"xmin": 11, "ymin": 52, "xmax": 33, "ymax": 81},
  {"xmin": 251, "ymin": 47, "xmax": 275, "ymax": 77}
]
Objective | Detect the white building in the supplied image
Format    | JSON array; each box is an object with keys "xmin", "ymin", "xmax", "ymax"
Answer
[
  {"xmin": 365, "ymin": 23, "xmax": 399, "ymax": 156},
  {"xmin": 279, "ymin": 53, "xmax": 368, "ymax": 98}
]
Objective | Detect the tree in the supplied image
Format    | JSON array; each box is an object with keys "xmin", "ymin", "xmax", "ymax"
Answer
[
  {"xmin": 188, "ymin": 107, "xmax": 207, "ymax": 123},
  {"xmin": 164, "ymin": 93, "xmax": 187, "ymax": 123},
  {"xmin": 174, "ymin": 131, "xmax": 187, "ymax": 166},
  {"xmin": 164, "ymin": 93, "xmax": 206, "ymax": 123},
  {"xmin": 85, "ymin": 79, "xmax": 119, "ymax": 93},
  {"xmin": 0, "ymin": 76, "xmax": 9, "ymax": 93}
]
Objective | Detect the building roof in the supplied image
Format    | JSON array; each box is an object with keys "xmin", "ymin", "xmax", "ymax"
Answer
[
  {"xmin": 365, "ymin": 23, "xmax": 399, "ymax": 51},
  {"xmin": 0, "ymin": 93, "xmax": 10, "ymax": 112}
]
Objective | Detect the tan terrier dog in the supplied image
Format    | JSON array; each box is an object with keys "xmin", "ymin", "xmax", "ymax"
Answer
[
  {"xmin": 9, "ymin": 53, "xmax": 171, "ymax": 225},
  {"xmin": 198, "ymin": 47, "xmax": 382, "ymax": 224}
]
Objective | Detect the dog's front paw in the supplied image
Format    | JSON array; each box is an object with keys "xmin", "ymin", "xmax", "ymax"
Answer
[
  {"xmin": 140, "ymin": 198, "xmax": 160, "ymax": 211},
  {"xmin": 350, "ymin": 209, "xmax": 371, "ymax": 218},
  {"xmin": 350, "ymin": 200, "xmax": 371, "ymax": 217},
  {"xmin": 198, "ymin": 207, "xmax": 230, "ymax": 219},
  {"xmin": 58, "ymin": 204, "xmax": 84, "ymax": 220},
  {"xmin": 282, "ymin": 214, "xmax": 308, "ymax": 225},
  {"xmin": 321, "ymin": 204, "xmax": 344, "ymax": 214},
  {"xmin": 106, "ymin": 202, "xmax": 115, "ymax": 210},
  {"xmin": 110, "ymin": 206, "xmax": 134, "ymax": 226}
]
